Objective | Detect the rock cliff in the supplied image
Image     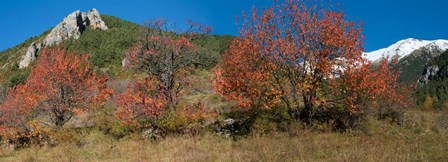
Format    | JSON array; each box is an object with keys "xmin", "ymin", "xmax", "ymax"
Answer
[{"xmin": 19, "ymin": 8, "xmax": 108, "ymax": 68}]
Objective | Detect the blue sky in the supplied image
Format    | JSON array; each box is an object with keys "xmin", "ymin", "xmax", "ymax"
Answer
[{"xmin": 0, "ymin": 0, "xmax": 447, "ymax": 52}]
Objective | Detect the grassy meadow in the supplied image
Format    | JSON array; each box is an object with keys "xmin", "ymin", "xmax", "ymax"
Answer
[{"xmin": 0, "ymin": 109, "xmax": 446, "ymax": 162}]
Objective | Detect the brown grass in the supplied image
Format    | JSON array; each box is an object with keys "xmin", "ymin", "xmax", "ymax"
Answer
[{"xmin": 0, "ymin": 110, "xmax": 447, "ymax": 162}]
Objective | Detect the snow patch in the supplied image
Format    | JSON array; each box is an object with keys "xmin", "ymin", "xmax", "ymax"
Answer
[{"xmin": 364, "ymin": 38, "xmax": 448, "ymax": 62}]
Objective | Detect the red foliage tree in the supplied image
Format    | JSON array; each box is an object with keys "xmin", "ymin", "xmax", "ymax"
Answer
[
  {"xmin": 331, "ymin": 57, "xmax": 408, "ymax": 116},
  {"xmin": 214, "ymin": 0, "xmax": 407, "ymax": 124},
  {"xmin": 119, "ymin": 19, "xmax": 211, "ymax": 123},
  {"xmin": 213, "ymin": 37, "xmax": 283, "ymax": 109},
  {"xmin": 0, "ymin": 84, "xmax": 38, "ymax": 138},
  {"xmin": 0, "ymin": 47, "xmax": 111, "ymax": 130},
  {"xmin": 116, "ymin": 77, "xmax": 166, "ymax": 125}
]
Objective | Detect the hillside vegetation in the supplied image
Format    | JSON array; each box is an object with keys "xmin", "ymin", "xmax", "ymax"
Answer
[
  {"xmin": 0, "ymin": 0, "xmax": 446, "ymax": 161},
  {"xmin": 0, "ymin": 15, "xmax": 233, "ymax": 87},
  {"xmin": 1, "ymin": 110, "xmax": 447, "ymax": 161},
  {"xmin": 396, "ymin": 49, "xmax": 441, "ymax": 83},
  {"xmin": 415, "ymin": 50, "xmax": 448, "ymax": 109}
]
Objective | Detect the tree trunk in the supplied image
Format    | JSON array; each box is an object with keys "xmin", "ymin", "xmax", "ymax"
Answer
[
  {"xmin": 54, "ymin": 110, "xmax": 66, "ymax": 127},
  {"xmin": 160, "ymin": 51, "xmax": 176, "ymax": 112},
  {"xmin": 300, "ymin": 96, "xmax": 314, "ymax": 125}
]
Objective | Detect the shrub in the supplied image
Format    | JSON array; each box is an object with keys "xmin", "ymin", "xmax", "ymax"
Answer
[
  {"xmin": 423, "ymin": 95, "xmax": 434, "ymax": 110},
  {"xmin": 158, "ymin": 101, "xmax": 217, "ymax": 135},
  {"xmin": 7, "ymin": 69, "xmax": 29, "ymax": 88},
  {"xmin": 252, "ymin": 112, "xmax": 278, "ymax": 135}
]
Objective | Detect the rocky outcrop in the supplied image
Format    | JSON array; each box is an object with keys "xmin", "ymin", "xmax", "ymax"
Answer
[
  {"xmin": 18, "ymin": 8, "xmax": 108, "ymax": 69},
  {"xmin": 141, "ymin": 126, "xmax": 164, "ymax": 140},
  {"xmin": 86, "ymin": 9, "xmax": 108, "ymax": 30},
  {"xmin": 44, "ymin": 8, "xmax": 108, "ymax": 46},
  {"xmin": 418, "ymin": 65, "xmax": 440, "ymax": 85},
  {"xmin": 19, "ymin": 42, "xmax": 42, "ymax": 68},
  {"xmin": 211, "ymin": 118, "xmax": 251, "ymax": 138},
  {"xmin": 122, "ymin": 58, "xmax": 131, "ymax": 67}
]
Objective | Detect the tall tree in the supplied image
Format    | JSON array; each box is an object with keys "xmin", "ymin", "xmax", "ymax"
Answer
[
  {"xmin": 0, "ymin": 47, "xmax": 111, "ymax": 128},
  {"xmin": 123, "ymin": 19, "xmax": 211, "ymax": 113},
  {"xmin": 214, "ymin": 0, "xmax": 406, "ymax": 124}
]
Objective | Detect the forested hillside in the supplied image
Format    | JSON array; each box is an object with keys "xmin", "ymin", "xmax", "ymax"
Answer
[
  {"xmin": 396, "ymin": 49, "xmax": 443, "ymax": 83},
  {"xmin": 415, "ymin": 50, "xmax": 448, "ymax": 109},
  {"xmin": 0, "ymin": 15, "xmax": 233, "ymax": 88}
]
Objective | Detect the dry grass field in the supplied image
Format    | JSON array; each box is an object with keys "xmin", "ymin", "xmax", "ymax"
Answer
[{"xmin": 0, "ymin": 109, "xmax": 446, "ymax": 162}]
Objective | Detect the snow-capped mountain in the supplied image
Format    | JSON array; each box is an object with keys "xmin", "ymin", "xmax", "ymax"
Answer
[{"xmin": 364, "ymin": 38, "xmax": 448, "ymax": 62}]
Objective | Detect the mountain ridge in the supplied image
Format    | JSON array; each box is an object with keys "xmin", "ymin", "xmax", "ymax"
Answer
[
  {"xmin": 0, "ymin": 10, "xmax": 233, "ymax": 85},
  {"xmin": 364, "ymin": 38, "xmax": 448, "ymax": 62}
]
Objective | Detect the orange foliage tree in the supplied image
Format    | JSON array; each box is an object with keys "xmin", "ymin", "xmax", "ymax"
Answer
[
  {"xmin": 115, "ymin": 77, "xmax": 166, "ymax": 125},
  {"xmin": 0, "ymin": 84, "xmax": 39, "ymax": 138},
  {"xmin": 0, "ymin": 47, "xmax": 110, "ymax": 131},
  {"xmin": 214, "ymin": 0, "xmax": 407, "ymax": 124},
  {"xmin": 119, "ymin": 19, "xmax": 211, "ymax": 124}
]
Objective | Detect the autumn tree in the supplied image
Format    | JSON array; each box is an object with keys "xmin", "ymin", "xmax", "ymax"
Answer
[
  {"xmin": 0, "ymin": 47, "xmax": 110, "ymax": 128},
  {"xmin": 121, "ymin": 19, "xmax": 211, "ymax": 121},
  {"xmin": 115, "ymin": 77, "xmax": 166, "ymax": 125},
  {"xmin": 214, "ymin": 0, "xmax": 407, "ymax": 125},
  {"xmin": 0, "ymin": 84, "xmax": 39, "ymax": 138}
]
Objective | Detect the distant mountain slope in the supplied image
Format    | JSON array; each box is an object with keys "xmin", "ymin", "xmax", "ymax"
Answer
[
  {"xmin": 395, "ymin": 48, "xmax": 446, "ymax": 83},
  {"xmin": 0, "ymin": 11, "xmax": 234, "ymax": 87},
  {"xmin": 363, "ymin": 38, "xmax": 448, "ymax": 83},
  {"xmin": 414, "ymin": 50, "xmax": 448, "ymax": 108},
  {"xmin": 364, "ymin": 38, "xmax": 448, "ymax": 62}
]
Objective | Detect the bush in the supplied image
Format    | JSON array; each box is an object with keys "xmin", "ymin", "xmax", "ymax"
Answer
[
  {"xmin": 157, "ymin": 101, "xmax": 216, "ymax": 135},
  {"xmin": 157, "ymin": 110, "xmax": 189, "ymax": 133},
  {"xmin": 90, "ymin": 103, "xmax": 136, "ymax": 139},
  {"xmin": 422, "ymin": 95, "xmax": 435, "ymax": 110},
  {"xmin": 377, "ymin": 107, "xmax": 405, "ymax": 125},
  {"xmin": 7, "ymin": 69, "xmax": 30, "ymax": 87},
  {"xmin": 107, "ymin": 122, "xmax": 136, "ymax": 140},
  {"xmin": 252, "ymin": 112, "xmax": 278, "ymax": 135},
  {"xmin": 219, "ymin": 106, "xmax": 293, "ymax": 136}
]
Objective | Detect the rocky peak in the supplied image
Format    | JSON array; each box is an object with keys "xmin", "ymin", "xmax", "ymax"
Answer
[
  {"xmin": 86, "ymin": 8, "xmax": 108, "ymax": 30},
  {"xmin": 421, "ymin": 41, "xmax": 448, "ymax": 54},
  {"xmin": 18, "ymin": 8, "xmax": 108, "ymax": 69},
  {"xmin": 44, "ymin": 8, "xmax": 108, "ymax": 46}
]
